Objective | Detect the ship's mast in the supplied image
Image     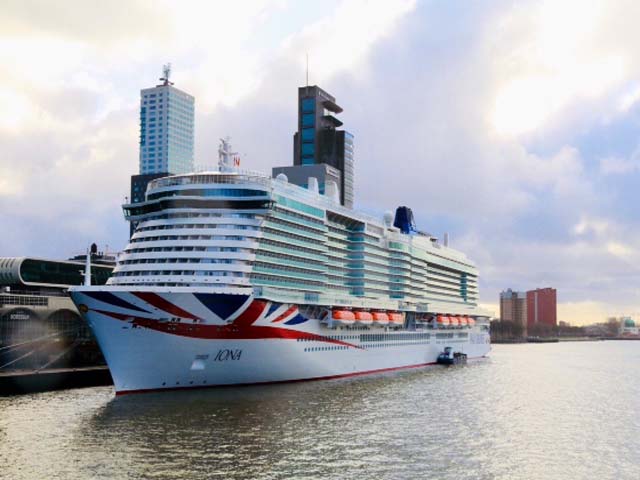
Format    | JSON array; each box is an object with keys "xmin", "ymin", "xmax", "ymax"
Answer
[{"xmin": 218, "ymin": 137, "xmax": 240, "ymax": 172}]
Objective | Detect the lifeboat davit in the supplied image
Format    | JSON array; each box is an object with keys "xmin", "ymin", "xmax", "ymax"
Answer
[
  {"xmin": 388, "ymin": 312, "xmax": 403, "ymax": 326},
  {"xmin": 436, "ymin": 315, "xmax": 450, "ymax": 327},
  {"xmin": 372, "ymin": 312, "xmax": 389, "ymax": 326},
  {"xmin": 354, "ymin": 311, "xmax": 373, "ymax": 326},
  {"xmin": 449, "ymin": 316, "xmax": 459, "ymax": 327},
  {"xmin": 332, "ymin": 310, "xmax": 355, "ymax": 326}
]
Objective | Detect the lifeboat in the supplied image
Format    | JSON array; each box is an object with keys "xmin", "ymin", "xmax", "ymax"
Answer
[
  {"xmin": 332, "ymin": 310, "xmax": 355, "ymax": 326},
  {"xmin": 467, "ymin": 317, "xmax": 476, "ymax": 327},
  {"xmin": 436, "ymin": 315, "xmax": 450, "ymax": 327},
  {"xmin": 372, "ymin": 312, "xmax": 389, "ymax": 326},
  {"xmin": 449, "ymin": 316, "xmax": 459, "ymax": 327},
  {"xmin": 354, "ymin": 311, "xmax": 373, "ymax": 326},
  {"xmin": 388, "ymin": 312, "xmax": 404, "ymax": 326},
  {"xmin": 458, "ymin": 316, "xmax": 468, "ymax": 327}
]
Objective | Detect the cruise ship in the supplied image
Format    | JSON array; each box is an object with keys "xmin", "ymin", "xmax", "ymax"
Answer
[{"xmin": 70, "ymin": 138, "xmax": 490, "ymax": 394}]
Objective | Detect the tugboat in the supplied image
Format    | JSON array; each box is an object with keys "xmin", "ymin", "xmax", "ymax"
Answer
[{"xmin": 437, "ymin": 347, "xmax": 467, "ymax": 366}]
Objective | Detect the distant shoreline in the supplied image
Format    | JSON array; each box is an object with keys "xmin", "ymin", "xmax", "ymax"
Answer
[{"xmin": 493, "ymin": 337, "xmax": 640, "ymax": 344}]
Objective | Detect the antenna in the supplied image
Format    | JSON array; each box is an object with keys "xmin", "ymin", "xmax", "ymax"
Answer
[
  {"xmin": 306, "ymin": 53, "xmax": 309, "ymax": 87},
  {"xmin": 159, "ymin": 63, "xmax": 174, "ymax": 86}
]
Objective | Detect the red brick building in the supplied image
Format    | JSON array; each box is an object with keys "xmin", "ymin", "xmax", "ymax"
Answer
[{"xmin": 526, "ymin": 288, "xmax": 557, "ymax": 328}]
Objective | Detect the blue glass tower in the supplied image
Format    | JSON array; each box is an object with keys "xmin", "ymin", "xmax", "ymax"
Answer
[{"xmin": 275, "ymin": 85, "xmax": 354, "ymax": 208}]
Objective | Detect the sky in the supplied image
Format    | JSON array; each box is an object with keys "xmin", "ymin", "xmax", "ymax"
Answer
[{"xmin": 2, "ymin": 0, "xmax": 640, "ymax": 325}]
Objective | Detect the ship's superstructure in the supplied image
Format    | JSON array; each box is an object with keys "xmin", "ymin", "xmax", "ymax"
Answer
[
  {"xmin": 70, "ymin": 143, "xmax": 489, "ymax": 394},
  {"xmin": 113, "ymin": 170, "xmax": 479, "ymax": 315}
]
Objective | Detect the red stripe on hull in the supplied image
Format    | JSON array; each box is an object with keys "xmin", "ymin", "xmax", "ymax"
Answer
[
  {"xmin": 114, "ymin": 357, "xmax": 488, "ymax": 395},
  {"xmin": 92, "ymin": 307, "xmax": 360, "ymax": 349},
  {"xmin": 132, "ymin": 292, "xmax": 201, "ymax": 321}
]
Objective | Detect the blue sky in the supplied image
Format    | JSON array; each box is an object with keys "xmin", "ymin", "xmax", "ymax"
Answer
[{"xmin": 1, "ymin": 0, "xmax": 640, "ymax": 324}]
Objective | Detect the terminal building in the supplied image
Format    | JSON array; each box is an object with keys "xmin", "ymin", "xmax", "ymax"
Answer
[
  {"xmin": 273, "ymin": 85, "xmax": 355, "ymax": 208},
  {"xmin": 0, "ymin": 251, "xmax": 114, "ymax": 371}
]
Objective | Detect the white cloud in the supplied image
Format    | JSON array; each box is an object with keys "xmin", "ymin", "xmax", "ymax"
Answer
[
  {"xmin": 599, "ymin": 156, "xmax": 639, "ymax": 175},
  {"xmin": 573, "ymin": 216, "xmax": 610, "ymax": 236},
  {"xmin": 618, "ymin": 84, "xmax": 640, "ymax": 112},
  {"xmin": 489, "ymin": 0, "xmax": 632, "ymax": 137}
]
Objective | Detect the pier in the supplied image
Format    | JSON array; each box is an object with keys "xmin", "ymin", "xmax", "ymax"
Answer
[{"xmin": 0, "ymin": 366, "xmax": 112, "ymax": 396}]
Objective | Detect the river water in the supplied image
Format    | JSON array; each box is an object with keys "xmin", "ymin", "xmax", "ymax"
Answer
[{"xmin": 1, "ymin": 341, "xmax": 638, "ymax": 479}]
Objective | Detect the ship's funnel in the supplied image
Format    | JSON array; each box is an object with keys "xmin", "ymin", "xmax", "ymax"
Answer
[{"xmin": 393, "ymin": 206, "xmax": 416, "ymax": 234}]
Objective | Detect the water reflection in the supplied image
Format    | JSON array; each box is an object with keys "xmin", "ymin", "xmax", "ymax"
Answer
[{"xmin": 2, "ymin": 343, "xmax": 640, "ymax": 480}]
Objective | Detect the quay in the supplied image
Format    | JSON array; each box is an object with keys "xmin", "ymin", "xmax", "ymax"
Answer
[{"xmin": 0, "ymin": 366, "xmax": 112, "ymax": 396}]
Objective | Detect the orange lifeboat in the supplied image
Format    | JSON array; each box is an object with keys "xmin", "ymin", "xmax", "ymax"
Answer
[
  {"xmin": 354, "ymin": 311, "xmax": 373, "ymax": 325},
  {"xmin": 388, "ymin": 312, "xmax": 404, "ymax": 325},
  {"xmin": 449, "ymin": 316, "xmax": 459, "ymax": 327},
  {"xmin": 436, "ymin": 315, "xmax": 450, "ymax": 327},
  {"xmin": 467, "ymin": 317, "xmax": 476, "ymax": 327},
  {"xmin": 458, "ymin": 316, "xmax": 468, "ymax": 327},
  {"xmin": 332, "ymin": 310, "xmax": 355, "ymax": 326},
  {"xmin": 372, "ymin": 312, "xmax": 389, "ymax": 325}
]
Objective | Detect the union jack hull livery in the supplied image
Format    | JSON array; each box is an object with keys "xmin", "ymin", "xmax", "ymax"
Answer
[{"xmin": 71, "ymin": 288, "xmax": 490, "ymax": 394}]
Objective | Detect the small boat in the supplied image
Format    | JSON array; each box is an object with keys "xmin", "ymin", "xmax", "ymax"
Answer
[
  {"xmin": 449, "ymin": 316, "xmax": 459, "ymax": 327},
  {"xmin": 437, "ymin": 346, "xmax": 467, "ymax": 365}
]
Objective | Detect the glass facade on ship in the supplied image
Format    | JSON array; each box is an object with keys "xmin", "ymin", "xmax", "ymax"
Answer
[{"xmin": 114, "ymin": 172, "xmax": 479, "ymax": 315}]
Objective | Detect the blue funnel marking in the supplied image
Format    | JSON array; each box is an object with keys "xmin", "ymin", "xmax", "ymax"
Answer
[{"xmin": 194, "ymin": 293, "xmax": 250, "ymax": 320}]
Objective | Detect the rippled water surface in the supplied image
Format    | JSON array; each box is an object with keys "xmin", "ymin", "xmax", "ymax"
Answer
[{"xmin": 1, "ymin": 342, "xmax": 639, "ymax": 479}]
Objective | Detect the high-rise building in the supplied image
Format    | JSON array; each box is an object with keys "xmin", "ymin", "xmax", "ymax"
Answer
[
  {"xmin": 273, "ymin": 85, "xmax": 354, "ymax": 208},
  {"xmin": 139, "ymin": 64, "xmax": 195, "ymax": 175},
  {"xmin": 500, "ymin": 288, "xmax": 528, "ymax": 333},
  {"xmin": 526, "ymin": 287, "xmax": 557, "ymax": 328},
  {"xmin": 129, "ymin": 64, "xmax": 195, "ymax": 236}
]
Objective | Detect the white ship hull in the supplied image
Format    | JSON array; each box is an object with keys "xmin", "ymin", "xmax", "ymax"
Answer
[{"xmin": 70, "ymin": 289, "xmax": 491, "ymax": 394}]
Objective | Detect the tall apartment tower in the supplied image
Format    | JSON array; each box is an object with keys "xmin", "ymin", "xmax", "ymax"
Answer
[
  {"xmin": 527, "ymin": 288, "xmax": 557, "ymax": 328},
  {"xmin": 500, "ymin": 289, "xmax": 528, "ymax": 333},
  {"xmin": 139, "ymin": 64, "xmax": 194, "ymax": 175},
  {"xmin": 273, "ymin": 85, "xmax": 354, "ymax": 208},
  {"xmin": 129, "ymin": 65, "xmax": 195, "ymax": 235}
]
